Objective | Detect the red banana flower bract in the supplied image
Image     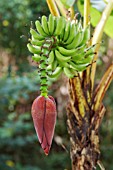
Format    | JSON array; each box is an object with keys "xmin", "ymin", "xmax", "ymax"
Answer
[{"xmin": 31, "ymin": 95, "xmax": 57, "ymax": 155}]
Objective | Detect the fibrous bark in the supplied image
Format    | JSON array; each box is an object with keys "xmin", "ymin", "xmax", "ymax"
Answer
[{"xmin": 67, "ymin": 74, "xmax": 106, "ymax": 170}]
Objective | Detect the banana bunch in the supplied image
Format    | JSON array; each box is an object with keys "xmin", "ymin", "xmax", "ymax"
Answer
[{"xmin": 27, "ymin": 14, "xmax": 94, "ymax": 79}]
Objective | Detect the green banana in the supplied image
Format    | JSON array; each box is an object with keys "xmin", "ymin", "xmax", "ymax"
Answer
[
  {"xmin": 51, "ymin": 59, "xmax": 58, "ymax": 70},
  {"xmin": 57, "ymin": 46, "xmax": 77, "ymax": 56},
  {"xmin": 54, "ymin": 17, "xmax": 66, "ymax": 36},
  {"xmin": 80, "ymin": 26, "xmax": 90, "ymax": 45},
  {"xmin": 70, "ymin": 45, "xmax": 87, "ymax": 59},
  {"xmin": 48, "ymin": 14, "xmax": 55, "ymax": 35},
  {"xmin": 72, "ymin": 52, "xmax": 85, "ymax": 62},
  {"xmin": 48, "ymin": 66, "xmax": 62, "ymax": 78},
  {"xmin": 59, "ymin": 27, "xmax": 65, "ymax": 41},
  {"xmin": 32, "ymin": 54, "xmax": 41, "ymax": 62},
  {"xmin": 74, "ymin": 54, "xmax": 93, "ymax": 64},
  {"xmin": 59, "ymin": 61, "xmax": 70, "ymax": 68},
  {"xmin": 55, "ymin": 50, "xmax": 71, "ymax": 62},
  {"xmin": 64, "ymin": 24, "xmax": 76, "ymax": 44},
  {"xmin": 41, "ymin": 15, "xmax": 50, "ymax": 35},
  {"xmin": 63, "ymin": 21, "xmax": 71, "ymax": 42},
  {"xmin": 63, "ymin": 67, "xmax": 75, "ymax": 78},
  {"xmin": 30, "ymin": 28, "xmax": 44, "ymax": 40},
  {"xmin": 85, "ymin": 46, "xmax": 95, "ymax": 56},
  {"xmin": 35, "ymin": 20, "xmax": 47, "ymax": 37},
  {"xmin": 66, "ymin": 31, "xmax": 84, "ymax": 49},
  {"xmin": 70, "ymin": 61, "xmax": 88, "ymax": 71},
  {"xmin": 71, "ymin": 44, "xmax": 91, "ymax": 61},
  {"xmin": 46, "ymin": 64, "xmax": 52, "ymax": 71},
  {"xmin": 75, "ymin": 44, "xmax": 87, "ymax": 54},
  {"xmin": 27, "ymin": 43, "xmax": 41, "ymax": 54},
  {"xmin": 30, "ymin": 39, "xmax": 44, "ymax": 46},
  {"xmin": 48, "ymin": 51, "xmax": 55, "ymax": 64}
]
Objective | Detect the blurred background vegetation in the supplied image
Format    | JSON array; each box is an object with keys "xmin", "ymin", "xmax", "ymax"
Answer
[{"xmin": 0, "ymin": 0, "xmax": 113, "ymax": 169}]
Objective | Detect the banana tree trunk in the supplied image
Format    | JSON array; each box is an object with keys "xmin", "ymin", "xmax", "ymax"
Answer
[
  {"xmin": 45, "ymin": 1, "xmax": 113, "ymax": 169},
  {"xmin": 67, "ymin": 75, "xmax": 106, "ymax": 170}
]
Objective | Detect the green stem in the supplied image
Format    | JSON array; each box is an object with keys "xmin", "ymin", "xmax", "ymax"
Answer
[
  {"xmin": 40, "ymin": 38, "xmax": 55, "ymax": 98},
  {"xmin": 40, "ymin": 42, "xmax": 51, "ymax": 98},
  {"xmin": 40, "ymin": 47, "xmax": 49, "ymax": 98}
]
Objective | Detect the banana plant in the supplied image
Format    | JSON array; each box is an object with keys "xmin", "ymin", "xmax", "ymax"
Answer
[{"xmin": 27, "ymin": 0, "xmax": 113, "ymax": 169}]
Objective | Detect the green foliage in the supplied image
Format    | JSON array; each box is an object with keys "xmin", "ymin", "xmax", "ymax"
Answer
[
  {"xmin": 0, "ymin": 0, "xmax": 49, "ymax": 56},
  {"xmin": 0, "ymin": 73, "xmax": 39, "ymax": 118},
  {"xmin": 60, "ymin": 0, "xmax": 75, "ymax": 8},
  {"xmin": 77, "ymin": 0, "xmax": 113, "ymax": 38}
]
